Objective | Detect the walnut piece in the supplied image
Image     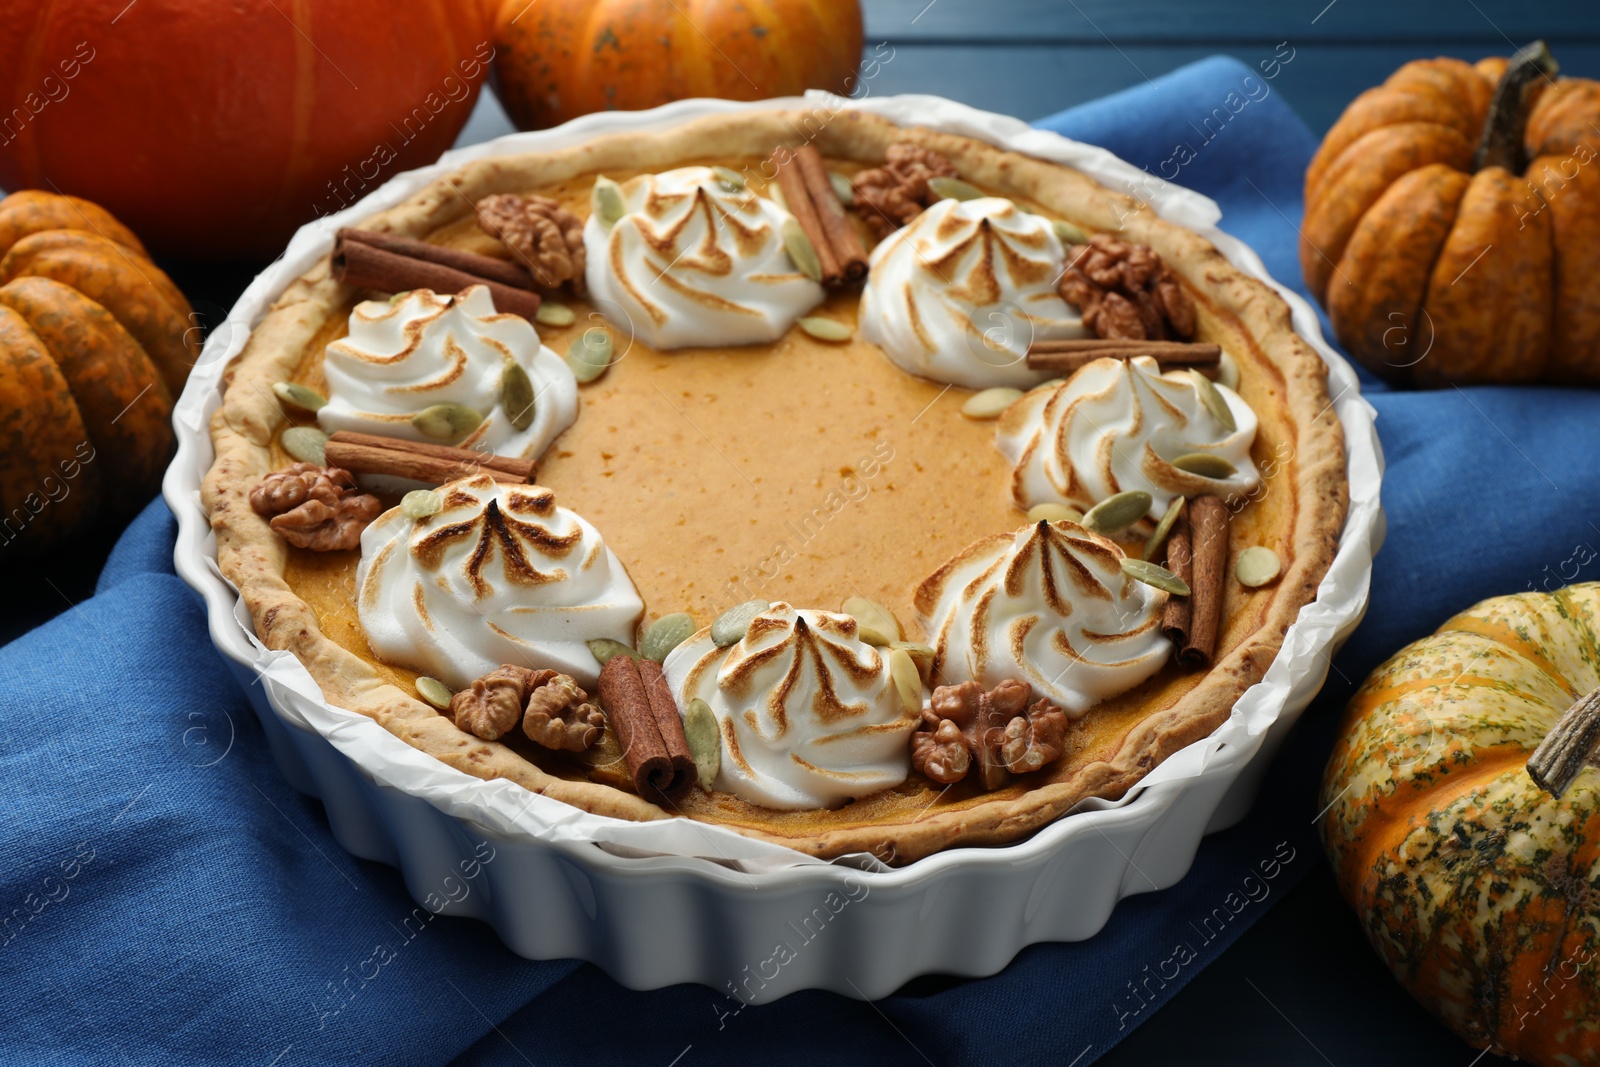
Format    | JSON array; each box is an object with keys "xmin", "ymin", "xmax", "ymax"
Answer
[
  {"xmin": 522, "ymin": 671, "xmax": 605, "ymax": 752},
  {"xmin": 449, "ymin": 665, "xmax": 534, "ymax": 741},
  {"xmin": 1058, "ymin": 233, "xmax": 1198, "ymax": 342},
  {"xmin": 1000, "ymin": 698, "xmax": 1071, "ymax": 774},
  {"xmin": 851, "ymin": 142, "xmax": 960, "ymax": 240},
  {"xmin": 476, "ymin": 193, "xmax": 586, "ymax": 292},
  {"xmin": 249, "ymin": 463, "xmax": 380, "ymax": 551},
  {"xmin": 912, "ymin": 678, "xmax": 1039, "ymax": 790},
  {"xmin": 910, "ymin": 711, "xmax": 971, "ymax": 785}
]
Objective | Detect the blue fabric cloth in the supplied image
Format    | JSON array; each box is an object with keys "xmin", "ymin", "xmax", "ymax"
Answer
[{"xmin": 5, "ymin": 55, "xmax": 1598, "ymax": 1066}]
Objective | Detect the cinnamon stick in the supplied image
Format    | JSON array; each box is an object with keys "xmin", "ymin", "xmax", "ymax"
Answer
[
  {"xmin": 332, "ymin": 235, "xmax": 543, "ymax": 322},
  {"xmin": 327, "ymin": 431, "xmax": 534, "ymax": 480},
  {"xmin": 793, "ymin": 144, "xmax": 868, "ymax": 282},
  {"xmin": 337, "ymin": 228, "xmax": 535, "ymax": 290},
  {"xmin": 773, "ymin": 149, "xmax": 843, "ymax": 287},
  {"xmin": 597, "ymin": 656, "xmax": 696, "ymax": 804},
  {"xmin": 1179, "ymin": 495, "xmax": 1229, "ymax": 669},
  {"xmin": 1026, "ymin": 340, "xmax": 1222, "ymax": 376},
  {"xmin": 1160, "ymin": 502, "xmax": 1193, "ymax": 648},
  {"xmin": 323, "ymin": 439, "xmax": 527, "ymax": 486}
]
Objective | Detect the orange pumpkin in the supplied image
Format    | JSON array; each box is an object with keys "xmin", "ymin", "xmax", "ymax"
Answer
[
  {"xmin": 0, "ymin": 0, "xmax": 494, "ymax": 260},
  {"xmin": 1321, "ymin": 583, "xmax": 1600, "ymax": 1063},
  {"xmin": 491, "ymin": 0, "xmax": 864, "ymax": 131},
  {"xmin": 1302, "ymin": 42, "xmax": 1600, "ymax": 386},
  {"xmin": 0, "ymin": 191, "xmax": 180, "ymax": 554}
]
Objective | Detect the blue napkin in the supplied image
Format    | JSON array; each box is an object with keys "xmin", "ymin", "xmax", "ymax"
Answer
[{"xmin": 5, "ymin": 56, "xmax": 1598, "ymax": 1066}]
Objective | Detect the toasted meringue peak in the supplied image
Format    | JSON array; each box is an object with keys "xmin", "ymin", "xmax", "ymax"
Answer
[
  {"xmin": 318, "ymin": 286, "xmax": 577, "ymax": 463},
  {"xmin": 356, "ymin": 474, "xmax": 643, "ymax": 690},
  {"xmin": 915, "ymin": 521, "xmax": 1171, "ymax": 714},
  {"xmin": 583, "ymin": 167, "xmax": 824, "ymax": 349},
  {"xmin": 998, "ymin": 355, "xmax": 1260, "ymax": 522},
  {"xmin": 859, "ymin": 197, "xmax": 1088, "ymax": 388},
  {"xmin": 662, "ymin": 602, "xmax": 918, "ymax": 809}
]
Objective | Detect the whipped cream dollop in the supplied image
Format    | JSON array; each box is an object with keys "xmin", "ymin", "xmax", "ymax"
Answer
[
  {"xmin": 356, "ymin": 475, "xmax": 643, "ymax": 690},
  {"xmin": 915, "ymin": 521, "xmax": 1170, "ymax": 714},
  {"xmin": 859, "ymin": 197, "xmax": 1088, "ymax": 388},
  {"xmin": 998, "ymin": 355, "xmax": 1260, "ymax": 521},
  {"xmin": 583, "ymin": 167, "xmax": 824, "ymax": 349},
  {"xmin": 662, "ymin": 602, "xmax": 917, "ymax": 810},
  {"xmin": 319, "ymin": 286, "xmax": 577, "ymax": 461}
]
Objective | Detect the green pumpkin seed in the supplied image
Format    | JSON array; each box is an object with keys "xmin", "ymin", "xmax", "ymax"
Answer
[
  {"xmin": 1190, "ymin": 368, "xmax": 1237, "ymax": 433},
  {"xmin": 1031, "ymin": 377, "xmax": 1065, "ymax": 392},
  {"xmin": 961, "ymin": 386, "xmax": 1024, "ymax": 420},
  {"xmin": 273, "ymin": 381, "xmax": 327, "ymax": 414},
  {"xmin": 842, "ymin": 596, "xmax": 901, "ymax": 647},
  {"xmin": 1171, "ymin": 452, "xmax": 1238, "ymax": 479},
  {"xmin": 1120, "ymin": 557, "xmax": 1191, "ymax": 596},
  {"xmin": 1235, "ymin": 546, "xmax": 1282, "ymax": 588},
  {"xmin": 1142, "ymin": 496, "xmax": 1185, "ymax": 561},
  {"xmin": 1050, "ymin": 218, "xmax": 1088, "ymax": 244},
  {"xmin": 829, "ymin": 171, "xmax": 854, "ymax": 206},
  {"xmin": 592, "ymin": 176, "xmax": 626, "ymax": 225},
  {"xmin": 566, "ymin": 330, "xmax": 614, "ymax": 384},
  {"xmin": 711, "ymin": 600, "xmax": 768, "ymax": 647},
  {"xmin": 388, "ymin": 290, "xmax": 412, "ymax": 305},
  {"xmin": 280, "ymin": 426, "xmax": 328, "ymax": 466},
  {"xmin": 640, "ymin": 613, "xmax": 696, "ymax": 662},
  {"xmin": 797, "ymin": 316, "xmax": 852, "ymax": 342},
  {"xmin": 500, "ymin": 362, "xmax": 536, "ymax": 431},
  {"xmin": 412, "ymin": 403, "xmax": 483, "ymax": 441},
  {"xmin": 415, "ymin": 676, "xmax": 453, "ymax": 711},
  {"xmin": 536, "ymin": 302, "xmax": 575, "ymax": 328},
  {"xmin": 713, "ymin": 165, "xmax": 746, "ymax": 192},
  {"xmin": 1027, "ymin": 502, "xmax": 1083, "ymax": 525},
  {"xmin": 684, "ymin": 697, "xmax": 721, "ymax": 790},
  {"xmin": 587, "ymin": 638, "xmax": 642, "ymax": 665},
  {"xmin": 891, "ymin": 640, "xmax": 936, "ymax": 680},
  {"xmin": 1216, "ymin": 351, "xmax": 1240, "ymax": 391},
  {"xmin": 767, "ymin": 182, "xmax": 788, "ymax": 211},
  {"xmin": 782, "ymin": 217, "xmax": 823, "ymax": 282},
  {"xmin": 888, "ymin": 647, "xmax": 923, "ymax": 715},
  {"xmin": 928, "ymin": 176, "xmax": 983, "ymax": 202},
  {"xmin": 1081, "ymin": 490, "xmax": 1152, "ymax": 535},
  {"xmin": 401, "ymin": 489, "xmax": 443, "ymax": 520}
]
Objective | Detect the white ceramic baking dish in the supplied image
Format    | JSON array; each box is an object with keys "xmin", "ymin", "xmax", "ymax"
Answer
[{"xmin": 165, "ymin": 92, "xmax": 1383, "ymax": 1002}]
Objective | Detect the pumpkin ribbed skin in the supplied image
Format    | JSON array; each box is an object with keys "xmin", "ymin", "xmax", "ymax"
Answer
[
  {"xmin": 1321, "ymin": 583, "xmax": 1600, "ymax": 1063},
  {"xmin": 1304, "ymin": 54, "xmax": 1600, "ymax": 386},
  {"xmin": 492, "ymin": 0, "xmax": 864, "ymax": 131}
]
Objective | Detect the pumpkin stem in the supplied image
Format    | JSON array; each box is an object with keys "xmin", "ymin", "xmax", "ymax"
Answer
[
  {"xmin": 1527, "ymin": 686, "xmax": 1600, "ymax": 798},
  {"xmin": 1474, "ymin": 40, "xmax": 1559, "ymax": 174}
]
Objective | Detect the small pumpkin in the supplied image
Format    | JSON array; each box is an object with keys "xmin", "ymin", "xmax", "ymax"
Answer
[
  {"xmin": 491, "ymin": 0, "xmax": 864, "ymax": 131},
  {"xmin": 1303, "ymin": 42, "xmax": 1600, "ymax": 386},
  {"xmin": 0, "ymin": 191, "xmax": 179, "ymax": 554},
  {"xmin": 1321, "ymin": 583, "xmax": 1600, "ymax": 1063}
]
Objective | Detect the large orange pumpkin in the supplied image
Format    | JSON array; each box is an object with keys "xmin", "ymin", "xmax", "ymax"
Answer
[
  {"xmin": 0, "ymin": 0, "xmax": 494, "ymax": 260},
  {"xmin": 1321, "ymin": 583, "xmax": 1600, "ymax": 1063},
  {"xmin": 1303, "ymin": 43, "xmax": 1600, "ymax": 386},
  {"xmin": 491, "ymin": 0, "xmax": 864, "ymax": 131}
]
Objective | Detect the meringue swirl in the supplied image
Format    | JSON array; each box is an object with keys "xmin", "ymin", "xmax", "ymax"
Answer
[
  {"xmin": 583, "ymin": 167, "xmax": 824, "ymax": 349},
  {"xmin": 998, "ymin": 355, "xmax": 1260, "ymax": 522},
  {"xmin": 859, "ymin": 197, "xmax": 1088, "ymax": 388},
  {"xmin": 356, "ymin": 475, "xmax": 643, "ymax": 690},
  {"xmin": 661, "ymin": 603, "xmax": 918, "ymax": 810},
  {"xmin": 915, "ymin": 521, "xmax": 1171, "ymax": 715},
  {"xmin": 318, "ymin": 286, "xmax": 578, "ymax": 462}
]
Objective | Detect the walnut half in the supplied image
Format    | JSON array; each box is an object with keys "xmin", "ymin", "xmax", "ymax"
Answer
[
  {"xmin": 249, "ymin": 463, "xmax": 381, "ymax": 551},
  {"xmin": 851, "ymin": 142, "xmax": 960, "ymax": 240},
  {"xmin": 447, "ymin": 665, "xmax": 605, "ymax": 753},
  {"xmin": 476, "ymin": 193, "xmax": 586, "ymax": 292},
  {"xmin": 911, "ymin": 678, "xmax": 1048, "ymax": 791},
  {"xmin": 1058, "ymin": 233, "xmax": 1198, "ymax": 342}
]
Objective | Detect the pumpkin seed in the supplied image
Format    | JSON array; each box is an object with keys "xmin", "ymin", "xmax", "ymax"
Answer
[
  {"xmin": 1120, "ymin": 557, "xmax": 1191, "ymax": 596},
  {"xmin": 500, "ymin": 362, "xmax": 536, "ymax": 431},
  {"xmin": 1235, "ymin": 546, "xmax": 1282, "ymax": 588},
  {"xmin": 1190, "ymin": 368, "xmax": 1237, "ymax": 433},
  {"xmin": 401, "ymin": 489, "xmax": 443, "ymax": 520},
  {"xmin": 829, "ymin": 171, "xmax": 854, "ymax": 206},
  {"xmin": 1031, "ymin": 377, "xmax": 1065, "ymax": 392},
  {"xmin": 640, "ymin": 612, "xmax": 696, "ymax": 662},
  {"xmin": 961, "ymin": 386, "xmax": 1024, "ymax": 419},
  {"xmin": 587, "ymin": 638, "xmax": 641, "ymax": 665},
  {"xmin": 1081, "ymin": 490, "xmax": 1152, "ymax": 535},
  {"xmin": 782, "ymin": 217, "xmax": 823, "ymax": 281},
  {"xmin": 412, "ymin": 403, "xmax": 483, "ymax": 441},
  {"xmin": 1142, "ymin": 496, "xmax": 1185, "ymax": 561},
  {"xmin": 566, "ymin": 330, "xmax": 614, "ymax": 384},
  {"xmin": 713, "ymin": 165, "xmax": 746, "ymax": 191},
  {"xmin": 798, "ymin": 316, "xmax": 852, "ymax": 342},
  {"xmin": 280, "ymin": 426, "xmax": 328, "ymax": 466},
  {"xmin": 272, "ymin": 381, "xmax": 327, "ymax": 414},
  {"xmin": 928, "ymin": 176, "xmax": 983, "ymax": 202},
  {"xmin": 592, "ymin": 176, "xmax": 627, "ymax": 225},
  {"xmin": 1171, "ymin": 452, "xmax": 1238, "ymax": 479},
  {"xmin": 1050, "ymin": 218, "xmax": 1088, "ymax": 244},
  {"xmin": 1027, "ymin": 502, "xmax": 1083, "ymax": 525},
  {"xmin": 1216, "ymin": 351, "xmax": 1240, "ymax": 391},
  {"xmin": 843, "ymin": 596, "xmax": 901, "ymax": 647},
  {"xmin": 536, "ymin": 302, "xmax": 575, "ymax": 327},
  {"xmin": 684, "ymin": 697, "xmax": 721, "ymax": 790},
  {"xmin": 888, "ymin": 647, "xmax": 923, "ymax": 715},
  {"xmin": 388, "ymin": 290, "xmax": 412, "ymax": 306},
  {"xmin": 891, "ymin": 640, "xmax": 936, "ymax": 680},
  {"xmin": 767, "ymin": 182, "xmax": 787, "ymax": 211},
  {"xmin": 415, "ymin": 676, "xmax": 453, "ymax": 711},
  {"xmin": 712, "ymin": 600, "xmax": 768, "ymax": 647}
]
